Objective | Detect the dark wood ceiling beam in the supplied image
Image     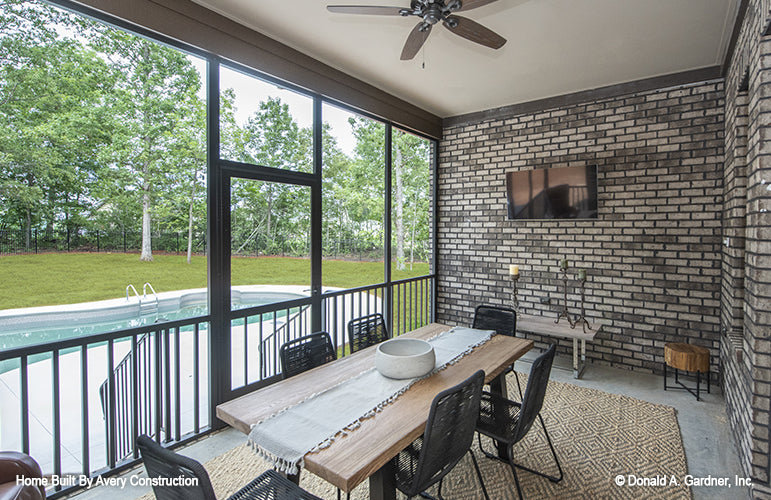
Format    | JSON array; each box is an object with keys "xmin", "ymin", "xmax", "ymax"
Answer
[{"xmin": 69, "ymin": 0, "xmax": 443, "ymax": 139}]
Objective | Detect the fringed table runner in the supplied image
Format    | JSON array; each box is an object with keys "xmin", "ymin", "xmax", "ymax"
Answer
[{"xmin": 247, "ymin": 326, "xmax": 495, "ymax": 474}]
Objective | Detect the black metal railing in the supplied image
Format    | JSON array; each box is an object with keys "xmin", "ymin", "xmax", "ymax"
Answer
[
  {"xmin": 390, "ymin": 275, "xmax": 434, "ymax": 336},
  {"xmin": 0, "ymin": 315, "xmax": 211, "ymax": 498},
  {"xmin": 0, "ymin": 275, "xmax": 434, "ymax": 498},
  {"xmin": 229, "ymin": 300, "xmax": 313, "ymax": 390},
  {"xmin": 322, "ymin": 282, "xmax": 387, "ymax": 353}
]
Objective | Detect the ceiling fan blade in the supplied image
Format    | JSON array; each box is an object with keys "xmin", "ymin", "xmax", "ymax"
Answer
[
  {"xmin": 457, "ymin": 0, "xmax": 498, "ymax": 11},
  {"xmin": 327, "ymin": 5, "xmax": 405, "ymax": 15},
  {"xmin": 443, "ymin": 15, "xmax": 506, "ymax": 49},
  {"xmin": 401, "ymin": 22, "xmax": 432, "ymax": 60}
]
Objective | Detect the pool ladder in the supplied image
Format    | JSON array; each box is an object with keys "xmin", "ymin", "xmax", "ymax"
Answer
[{"xmin": 126, "ymin": 283, "xmax": 159, "ymax": 316}]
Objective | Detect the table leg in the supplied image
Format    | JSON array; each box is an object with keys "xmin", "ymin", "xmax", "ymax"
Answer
[
  {"xmin": 488, "ymin": 371, "xmax": 509, "ymax": 459},
  {"xmin": 282, "ymin": 470, "xmax": 300, "ymax": 485},
  {"xmin": 572, "ymin": 339, "xmax": 587, "ymax": 379},
  {"xmin": 369, "ymin": 460, "xmax": 396, "ymax": 500}
]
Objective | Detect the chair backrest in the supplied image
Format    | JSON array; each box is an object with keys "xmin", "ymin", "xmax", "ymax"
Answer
[
  {"xmin": 472, "ymin": 305, "xmax": 517, "ymax": 337},
  {"xmin": 280, "ymin": 332, "xmax": 337, "ymax": 380},
  {"xmin": 513, "ymin": 344, "xmax": 556, "ymax": 442},
  {"xmin": 347, "ymin": 313, "xmax": 389, "ymax": 353},
  {"xmin": 404, "ymin": 370, "xmax": 485, "ymax": 496},
  {"xmin": 137, "ymin": 434, "xmax": 215, "ymax": 500}
]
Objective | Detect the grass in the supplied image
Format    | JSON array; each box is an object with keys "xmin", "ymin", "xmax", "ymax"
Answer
[{"xmin": 0, "ymin": 253, "xmax": 430, "ymax": 309}]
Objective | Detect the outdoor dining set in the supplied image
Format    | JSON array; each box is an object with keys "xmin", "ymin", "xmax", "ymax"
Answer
[{"xmin": 137, "ymin": 306, "xmax": 563, "ymax": 500}]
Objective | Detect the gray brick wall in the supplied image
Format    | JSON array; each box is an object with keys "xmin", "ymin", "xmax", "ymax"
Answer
[
  {"xmin": 437, "ymin": 80, "xmax": 724, "ymax": 377},
  {"xmin": 721, "ymin": 0, "xmax": 771, "ymax": 494}
]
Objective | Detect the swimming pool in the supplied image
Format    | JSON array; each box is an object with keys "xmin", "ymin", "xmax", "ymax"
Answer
[{"xmin": 0, "ymin": 286, "xmax": 308, "ymax": 351}]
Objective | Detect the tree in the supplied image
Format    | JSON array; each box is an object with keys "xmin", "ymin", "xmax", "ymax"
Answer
[
  {"xmin": 230, "ymin": 97, "xmax": 312, "ymax": 255},
  {"xmin": 348, "ymin": 119, "xmax": 431, "ymax": 269},
  {"xmin": 91, "ymin": 28, "xmax": 203, "ymax": 261},
  {"xmin": 0, "ymin": 0, "xmax": 115, "ymax": 245},
  {"xmin": 392, "ymin": 129, "xmax": 431, "ymax": 269}
]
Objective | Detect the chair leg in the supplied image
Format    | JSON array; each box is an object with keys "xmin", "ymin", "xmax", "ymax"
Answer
[
  {"xmin": 477, "ymin": 414, "xmax": 563, "ymax": 484},
  {"xmin": 506, "ymin": 446, "xmax": 525, "ymax": 500},
  {"xmin": 468, "ymin": 449, "xmax": 490, "ymax": 500},
  {"xmin": 507, "ymin": 414, "xmax": 563, "ymax": 483},
  {"xmin": 513, "ymin": 369, "xmax": 524, "ymax": 400}
]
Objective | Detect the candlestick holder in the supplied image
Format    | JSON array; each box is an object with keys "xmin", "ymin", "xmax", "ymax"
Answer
[
  {"xmin": 574, "ymin": 277, "xmax": 594, "ymax": 333},
  {"xmin": 555, "ymin": 267, "xmax": 575, "ymax": 327},
  {"xmin": 511, "ymin": 273, "xmax": 522, "ymax": 313}
]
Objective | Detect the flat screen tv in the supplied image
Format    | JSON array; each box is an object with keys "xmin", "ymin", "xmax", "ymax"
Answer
[{"xmin": 506, "ymin": 165, "xmax": 598, "ymax": 220}]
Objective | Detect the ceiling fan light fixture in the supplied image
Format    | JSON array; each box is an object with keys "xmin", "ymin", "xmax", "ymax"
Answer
[{"xmin": 327, "ymin": 0, "xmax": 506, "ymax": 59}]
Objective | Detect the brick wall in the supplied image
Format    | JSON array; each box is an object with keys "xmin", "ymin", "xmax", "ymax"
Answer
[
  {"xmin": 721, "ymin": 0, "xmax": 771, "ymax": 494},
  {"xmin": 437, "ymin": 81, "xmax": 725, "ymax": 377}
]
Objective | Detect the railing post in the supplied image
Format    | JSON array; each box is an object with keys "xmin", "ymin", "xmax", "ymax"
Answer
[
  {"xmin": 34, "ymin": 229, "xmax": 37, "ymax": 254},
  {"xmin": 123, "ymin": 230, "xmax": 127, "ymax": 253},
  {"xmin": 97, "ymin": 230, "xmax": 100, "ymax": 252}
]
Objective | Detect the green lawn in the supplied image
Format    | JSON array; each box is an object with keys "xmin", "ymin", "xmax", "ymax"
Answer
[{"xmin": 0, "ymin": 253, "xmax": 430, "ymax": 309}]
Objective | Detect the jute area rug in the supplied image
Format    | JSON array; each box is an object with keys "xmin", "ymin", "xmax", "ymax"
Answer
[{"xmin": 138, "ymin": 375, "xmax": 690, "ymax": 499}]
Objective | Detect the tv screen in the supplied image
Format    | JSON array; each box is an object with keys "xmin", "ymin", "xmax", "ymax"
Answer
[{"xmin": 506, "ymin": 165, "xmax": 598, "ymax": 220}]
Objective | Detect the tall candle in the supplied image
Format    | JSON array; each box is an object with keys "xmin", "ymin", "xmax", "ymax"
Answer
[{"xmin": 509, "ymin": 264, "xmax": 520, "ymax": 276}]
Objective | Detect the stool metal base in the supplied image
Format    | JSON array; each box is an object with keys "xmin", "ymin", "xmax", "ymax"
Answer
[{"xmin": 663, "ymin": 362, "xmax": 710, "ymax": 401}]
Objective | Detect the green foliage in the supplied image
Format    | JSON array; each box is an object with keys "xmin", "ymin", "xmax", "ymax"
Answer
[{"xmin": 0, "ymin": 0, "xmax": 432, "ymax": 278}]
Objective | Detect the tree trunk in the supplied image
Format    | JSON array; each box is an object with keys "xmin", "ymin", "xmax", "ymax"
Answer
[
  {"xmin": 138, "ymin": 43, "xmax": 153, "ymax": 262},
  {"xmin": 24, "ymin": 208, "xmax": 31, "ymax": 249},
  {"xmin": 186, "ymin": 169, "xmax": 198, "ymax": 264},
  {"xmin": 410, "ymin": 194, "xmax": 418, "ymax": 270},
  {"xmin": 140, "ymin": 165, "xmax": 153, "ymax": 261},
  {"xmin": 394, "ymin": 145, "xmax": 405, "ymax": 270}
]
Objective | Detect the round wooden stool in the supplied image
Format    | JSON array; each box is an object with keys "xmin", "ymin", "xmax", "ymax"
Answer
[{"xmin": 664, "ymin": 342, "xmax": 710, "ymax": 401}]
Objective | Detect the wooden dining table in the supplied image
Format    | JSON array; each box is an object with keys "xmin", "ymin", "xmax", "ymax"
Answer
[{"xmin": 216, "ymin": 323, "xmax": 533, "ymax": 500}]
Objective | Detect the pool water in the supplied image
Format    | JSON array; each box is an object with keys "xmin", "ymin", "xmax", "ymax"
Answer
[{"xmin": 0, "ymin": 290, "xmax": 304, "ymax": 351}]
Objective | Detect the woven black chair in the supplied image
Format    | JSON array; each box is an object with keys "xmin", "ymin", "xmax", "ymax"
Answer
[
  {"xmin": 391, "ymin": 370, "xmax": 490, "ymax": 500},
  {"xmin": 473, "ymin": 304, "xmax": 523, "ymax": 395},
  {"xmin": 347, "ymin": 313, "xmax": 389, "ymax": 353},
  {"xmin": 279, "ymin": 331, "xmax": 337, "ymax": 380},
  {"xmin": 475, "ymin": 344, "xmax": 563, "ymax": 499},
  {"xmin": 136, "ymin": 434, "xmax": 322, "ymax": 500},
  {"xmin": 472, "ymin": 304, "xmax": 517, "ymax": 337}
]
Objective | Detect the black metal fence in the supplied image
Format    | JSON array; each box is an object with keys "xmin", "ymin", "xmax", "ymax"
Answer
[
  {"xmin": 0, "ymin": 229, "xmax": 430, "ymax": 262},
  {"xmin": 0, "ymin": 229, "xmax": 207, "ymax": 255}
]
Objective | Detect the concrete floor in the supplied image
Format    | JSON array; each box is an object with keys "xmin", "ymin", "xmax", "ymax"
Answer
[{"xmin": 67, "ymin": 352, "xmax": 747, "ymax": 500}]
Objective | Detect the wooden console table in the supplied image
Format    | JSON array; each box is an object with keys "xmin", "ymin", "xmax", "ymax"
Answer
[{"xmin": 517, "ymin": 314, "xmax": 603, "ymax": 378}]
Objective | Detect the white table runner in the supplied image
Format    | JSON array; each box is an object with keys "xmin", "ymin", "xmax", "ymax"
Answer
[{"xmin": 247, "ymin": 326, "xmax": 495, "ymax": 474}]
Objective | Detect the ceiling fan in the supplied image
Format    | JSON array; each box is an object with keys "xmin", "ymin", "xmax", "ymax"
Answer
[{"xmin": 327, "ymin": 0, "xmax": 506, "ymax": 60}]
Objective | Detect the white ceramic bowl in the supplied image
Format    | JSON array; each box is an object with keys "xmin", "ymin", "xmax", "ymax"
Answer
[{"xmin": 375, "ymin": 338, "xmax": 436, "ymax": 379}]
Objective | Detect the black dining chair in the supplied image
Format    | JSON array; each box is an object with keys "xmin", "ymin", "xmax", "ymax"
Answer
[
  {"xmin": 279, "ymin": 331, "xmax": 337, "ymax": 380},
  {"xmin": 137, "ymin": 434, "xmax": 322, "ymax": 500},
  {"xmin": 347, "ymin": 313, "xmax": 389, "ymax": 353},
  {"xmin": 473, "ymin": 304, "xmax": 517, "ymax": 337},
  {"xmin": 472, "ymin": 304, "xmax": 523, "ymax": 395},
  {"xmin": 391, "ymin": 370, "xmax": 490, "ymax": 500},
  {"xmin": 475, "ymin": 344, "xmax": 563, "ymax": 499}
]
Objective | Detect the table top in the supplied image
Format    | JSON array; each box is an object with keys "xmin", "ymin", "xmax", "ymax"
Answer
[
  {"xmin": 216, "ymin": 323, "xmax": 533, "ymax": 492},
  {"xmin": 518, "ymin": 313, "xmax": 603, "ymax": 341}
]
